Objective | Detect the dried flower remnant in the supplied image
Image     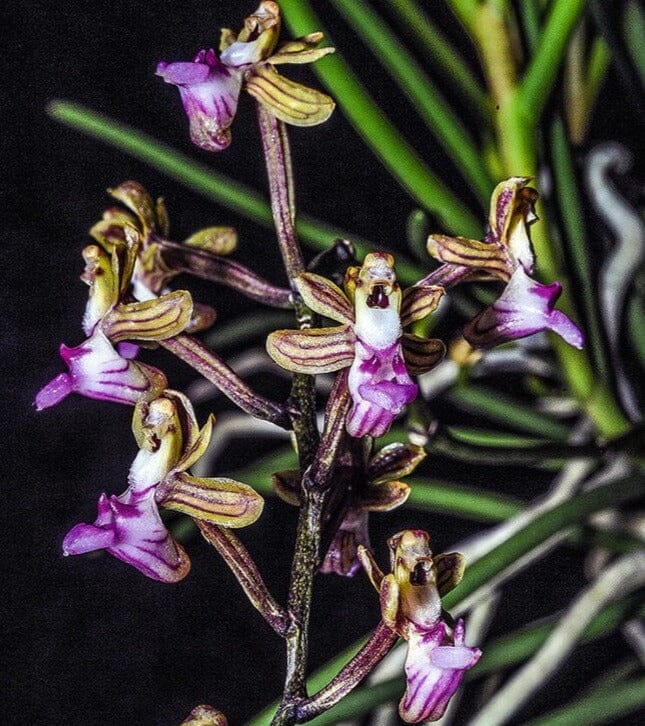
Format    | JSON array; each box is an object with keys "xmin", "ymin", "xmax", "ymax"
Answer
[
  {"xmin": 425, "ymin": 177, "xmax": 584, "ymax": 349},
  {"xmin": 63, "ymin": 390, "xmax": 264, "ymax": 582},
  {"xmin": 267, "ymin": 252, "xmax": 445, "ymax": 437},
  {"xmin": 157, "ymin": 1, "xmax": 335, "ymax": 152},
  {"xmin": 359, "ymin": 530, "xmax": 481, "ymax": 722},
  {"xmin": 35, "ymin": 229, "xmax": 193, "ymax": 410}
]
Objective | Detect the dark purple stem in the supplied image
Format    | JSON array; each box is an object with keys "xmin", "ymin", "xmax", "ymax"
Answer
[
  {"xmin": 417, "ymin": 262, "xmax": 475, "ymax": 288},
  {"xmin": 160, "ymin": 241, "xmax": 293, "ymax": 308},
  {"xmin": 160, "ymin": 334, "xmax": 289, "ymax": 428},
  {"xmin": 196, "ymin": 521, "xmax": 291, "ymax": 637},
  {"xmin": 295, "ymin": 622, "xmax": 399, "ymax": 721}
]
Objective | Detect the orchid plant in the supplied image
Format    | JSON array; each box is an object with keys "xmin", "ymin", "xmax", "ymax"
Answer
[{"xmin": 42, "ymin": 1, "xmax": 644, "ymax": 725}]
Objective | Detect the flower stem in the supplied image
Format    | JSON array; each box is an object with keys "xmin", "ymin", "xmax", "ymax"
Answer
[
  {"xmin": 273, "ymin": 378, "xmax": 352, "ymax": 723},
  {"xmin": 196, "ymin": 521, "xmax": 291, "ymax": 637},
  {"xmin": 294, "ymin": 622, "xmax": 399, "ymax": 721},
  {"xmin": 160, "ymin": 334, "xmax": 289, "ymax": 427}
]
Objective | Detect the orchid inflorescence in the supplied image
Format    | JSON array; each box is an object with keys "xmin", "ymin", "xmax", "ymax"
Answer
[{"xmin": 38, "ymin": 2, "xmax": 586, "ymax": 723}]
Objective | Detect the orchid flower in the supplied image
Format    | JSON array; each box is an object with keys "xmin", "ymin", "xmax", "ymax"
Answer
[
  {"xmin": 35, "ymin": 230, "xmax": 193, "ymax": 409},
  {"xmin": 63, "ymin": 390, "xmax": 264, "ymax": 582},
  {"xmin": 359, "ymin": 530, "xmax": 481, "ymax": 723},
  {"xmin": 273, "ymin": 441, "xmax": 425, "ymax": 576},
  {"xmin": 267, "ymin": 252, "xmax": 445, "ymax": 437},
  {"xmin": 424, "ymin": 177, "xmax": 584, "ymax": 349},
  {"xmin": 157, "ymin": 1, "xmax": 335, "ymax": 152},
  {"xmin": 91, "ymin": 180, "xmax": 292, "ymax": 312}
]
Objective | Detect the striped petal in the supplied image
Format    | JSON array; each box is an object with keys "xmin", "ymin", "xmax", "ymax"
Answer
[
  {"xmin": 402, "ymin": 334, "xmax": 446, "ymax": 375},
  {"xmin": 368, "ymin": 442, "xmax": 426, "ymax": 484},
  {"xmin": 434, "ymin": 553, "xmax": 465, "ymax": 597},
  {"xmin": 427, "ymin": 234, "xmax": 511, "ymax": 281},
  {"xmin": 102, "ymin": 290, "xmax": 193, "ymax": 342},
  {"xmin": 63, "ymin": 488, "xmax": 190, "ymax": 583},
  {"xmin": 162, "ymin": 473, "xmax": 264, "ymax": 528},
  {"xmin": 401, "ymin": 285, "xmax": 444, "ymax": 327},
  {"xmin": 267, "ymin": 325, "xmax": 355, "ymax": 373},
  {"xmin": 246, "ymin": 65, "xmax": 335, "ymax": 126},
  {"xmin": 295, "ymin": 272, "xmax": 354, "ymax": 323},
  {"xmin": 269, "ymin": 34, "xmax": 335, "ymax": 65}
]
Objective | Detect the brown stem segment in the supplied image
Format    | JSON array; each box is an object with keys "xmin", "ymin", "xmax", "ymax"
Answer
[
  {"xmin": 196, "ymin": 521, "xmax": 291, "ymax": 637},
  {"xmin": 160, "ymin": 334, "xmax": 289, "ymax": 428},
  {"xmin": 295, "ymin": 622, "xmax": 399, "ymax": 721},
  {"xmin": 273, "ymin": 379, "xmax": 353, "ymax": 724},
  {"xmin": 160, "ymin": 241, "xmax": 293, "ymax": 309}
]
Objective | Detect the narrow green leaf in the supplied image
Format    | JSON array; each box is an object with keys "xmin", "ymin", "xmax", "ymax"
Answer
[
  {"xmin": 405, "ymin": 477, "xmax": 524, "ymax": 522},
  {"xmin": 447, "ymin": 385, "xmax": 571, "ymax": 442},
  {"xmin": 549, "ymin": 117, "xmax": 609, "ymax": 381},
  {"xmin": 332, "ymin": 0, "xmax": 493, "ymax": 204},
  {"xmin": 388, "ymin": 0, "xmax": 490, "ymax": 120},
  {"xmin": 624, "ymin": 0, "xmax": 645, "ymax": 84},
  {"xmin": 521, "ymin": 0, "xmax": 587, "ymax": 118},
  {"xmin": 523, "ymin": 676, "xmax": 645, "ymax": 726},
  {"xmin": 47, "ymin": 100, "xmax": 425, "ymax": 286},
  {"xmin": 442, "ymin": 475, "xmax": 645, "ymax": 610},
  {"xmin": 278, "ymin": 0, "xmax": 482, "ymax": 237},
  {"xmin": 445, "ymin": 427, "xmax": 556, "ymax": 448}
]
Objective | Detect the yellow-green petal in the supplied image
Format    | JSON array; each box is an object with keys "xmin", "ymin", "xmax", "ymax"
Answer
[
  {"xmin": 246, "ymin": 66, "xmax": 335, "ymax": 126},
  {"xmin": 102, "ymin": 289, "xmax": 193, "ymax": 342},
  {"xmin": 267, "ymin": 325, "xmax": 354, "ymax": 373}
]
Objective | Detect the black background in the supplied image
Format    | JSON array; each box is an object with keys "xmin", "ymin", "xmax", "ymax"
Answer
[{"xmin": 3, "ymin": 2, "xmax": 642, "ymax": 724}]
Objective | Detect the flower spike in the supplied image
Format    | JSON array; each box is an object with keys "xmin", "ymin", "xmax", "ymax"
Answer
[
  {"xmin": 157, "ymin": 1, "xmax": 335, "ymax": 152},
  {"xmin": 267, "ymin": 252, "xmax": 444, "ymax": 437}
]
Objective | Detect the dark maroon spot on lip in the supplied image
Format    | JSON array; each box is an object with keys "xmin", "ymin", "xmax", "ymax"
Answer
[
  {"xmin": 367, "ymin": 284, "xmax": 389, "ymax": 308},
  {"xmin": 410, "ymin": 560, "xmax": 431, "ymax": 585}
]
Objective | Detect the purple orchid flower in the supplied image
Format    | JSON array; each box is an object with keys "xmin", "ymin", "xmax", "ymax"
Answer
[
  {"xmin": 157, "ymin": 50, "xmax": 244, "ymax": 152},
  {"xmin": 424, "ymin": 177, "xmax": 584, "ymax": 349},
  {"xmin": 267, "ymin": 253, "xmax": 444, "ymax": 438},
  {"xmin": 401, "ymin": 619, "xmax": 481, "ymax": 722},
  {"xmin": 36, "ymin": 232, "xmax": 193, "ymax": 410},
  {"xmin": 35, "ymin": 330, "xmax": 167, "ymax": 410},
  {"xmin": 359, "ymin": 530, "xmax": 481, "ymax": 723},
  {"xmin": 63, "ymin": 486, "xmax": 190, "ymax": 583},
  {"xmin": 157, "ymin": 2, "xmax": 334, "ymax": 152},
  {"xmin": 63, "ymin": 391, "xmax": 264, "ymax": 583}
]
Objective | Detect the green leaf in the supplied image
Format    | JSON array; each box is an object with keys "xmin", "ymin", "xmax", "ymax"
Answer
[
  {"xmin": 46, "ymin": 100, "xmax": 424, "ymax": 286},
  {"xmin": 331, "ymin": 0, "xmax": 493, "ymax": 205},
  {"xmin": 523, "ymin": 676, "xmax": 645, "ymax": 726},
  {"xmin": 549, "ymin": 117, "xmax": 609, "ymax": 382},
  {"xmin": 447, "ymin": 385, "xmax": 572, "ymax": 442},
  {"xmin": 278, "ymin": 0, "xmax": 482, "ymax": 238},
  {"xmin": 520, "ymin": 0, "xmax": 588, "ymax": 118},
  {"xmin": 388, "ymin": 0, "xmax": 490, "ymax": 120}
]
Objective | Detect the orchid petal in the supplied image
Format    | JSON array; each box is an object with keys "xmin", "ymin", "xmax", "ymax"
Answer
[
  {"xmin": 357, "ymin": 545, "xmax": 385, "ymax": 591},
  {"xmin": 295, "ymin": 272, "xmax": 354, "ymax": 323},
  {"xmin": 108, "ymin": 181, "xmax": 157, "ymax": 234},
  {"xmin": 63, "ymin": 489, "xmax": 190, "ymax": 583},
  {"xmin": 427, "ymin": 234, "xmax": 510, "ymax": 281},
  {"xmin": 183, "ymin": 226, "xmax": 238, "ymax": 255},
  {"xmin": 157, "ymin": 55, "xmax": 244, "ymax": 152},
  {"xmin": 162, "ymin": 473, "xmax": 264, "ymax": 527},
  {"xmin": 400, "ymin": 621, "xmax": 481, "ymax": 723},
  {"xmin": 267, "ymin": 325, "xmax": 355, "ymax": 374},
  {"xmin": 346, "ymin": 399, "xmax": 396, "ymax": 438},
  {"xmin": 102, "ymin": 290, "xmax": 193, "ymax": 342},
  {"xmin": 400, "ymin": 285, "xmax": 444, "ymax": 326},
  {"xmin": 269, "ymin": 35, "xmax": 335, "ymax": 65},
  {"xmin": 361, "ymin": 480, "xmax": 410, "ymax": 512},
  {"xmin": 246, "ymin": 66, "xmax": 335, "ymax": 127},
  {"xmin": 35, "ymin": 331, "xmax": 167, "ymax": 409},
  {"xmin": 271, "ymin": 469, "xmax": 302, "ymax": 506},
  {"xmin": 402, "ymin": 333, "xmax": 446, "ymax": 375},
  {"xmin": 463, "ymin": 267, "xmax": 585, "ymax": 349},
  {"xmin": 433, "ymin": 553, "xmax": 465, "ymax": 597},
  {"xmin": 368, "ymin": 442, "xmax": 426, "ymax": 484},
  {"xmin": 320, "ymin": 509, "xmax": 370, "ymax": 577}
]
